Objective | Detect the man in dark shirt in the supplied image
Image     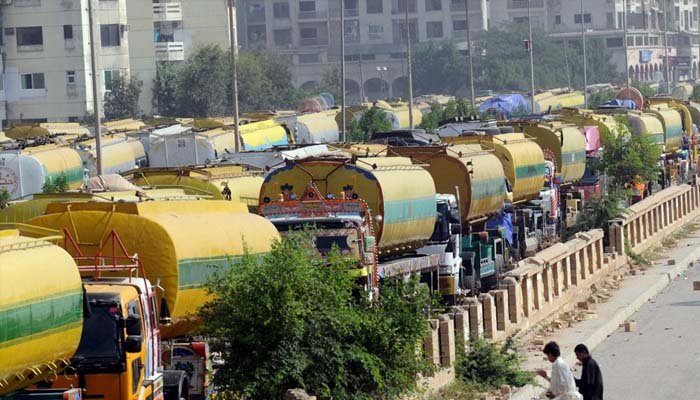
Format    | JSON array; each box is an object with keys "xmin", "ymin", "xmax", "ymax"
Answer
[{"xmin": 574, "ymin": 344, "xmax": 604, "ymax": 400}]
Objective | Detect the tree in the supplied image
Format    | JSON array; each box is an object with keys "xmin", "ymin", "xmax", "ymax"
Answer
[
  {"xmin": 632, "ymin": 82, "xmax": 657, "ymax": 99},
  {"xmin": 103, "ymin": 75, "xmax": 142, "ymax": 120},
  {"xmin": 418, "ymin": 102, "xmax": 444, "ymax": 132},
  {"xmin": 42, "ymin": 173, "xmax": 68, "ymax": 194},
  {"xmin": 587, "ymin": 89, "xmax": 615, "ymax": 109},
  {"xmin": 599, "ymin": 116, "xmax": 662, "ymax": 191},
  {"xmin": 0, "ymin": 189, "xmax": 9, "ymax": 209},
  {"xmin": 176, "ymin": 44, "xmax": 229, "ymax": 117},
  {"xmin": 412, "ymin": 40, "xmax": 466, "ymax": 96},
  {"xmin": 200, "ymin": 233, "xmax": 432, "ymax": 399},
  {"xmin": 419, "ymin": 98, "xmax": 480, "ymax": 133},
  {"xmin": 347, "ymin": 106, "xmax": 392, "ymax": 142},
  {"xmin": 315, "ymin": 65, "xmax": 342, "ymax": 103},
  {"xmin": 455, "ymin": 337, "xmax": 533, "ymax": 391},
  {"xmin": 152, "ymin": 62, "xmax": 180, "ymax": 116},
  {"xmin": 235, "ymin": 50, "xmax": 306, "ymax": 113}
]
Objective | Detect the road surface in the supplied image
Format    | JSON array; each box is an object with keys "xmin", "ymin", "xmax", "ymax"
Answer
[{"xmin": 593, "ymin": 259, "xmax": 700, "ymax": 399}]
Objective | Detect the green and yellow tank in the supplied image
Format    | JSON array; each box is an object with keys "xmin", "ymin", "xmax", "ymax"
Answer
[
  {"xmin": 503, "ymin": 122, "xmax": 586, "ymax": 184},
  {"xmin": 0, "ymin": 189, "xmax": 200, "ymax": 224},
  {"xmin": 0, "ymin": 228, "xmax": 82, "ymax": 395},
  {"xmin": 646, "ymin": 104, "xmax": 683, "ymax": 152},
  {"xmin": 442, "ymin": 133, "xmax": 545, "ymax": 202},
  {"xmin": 259, "ymin": 156, "xmax": 437, "ymax": 255},
  {"xmin": 627, "ymin": 112, "xmax": 666, "ymax": 146},
  {"xmin": 556, "ymin": 108, "xmax": 628, "ymax": 138},
  {"xmin": 29, "ymin": 200, "xmax": 279, "ymax": 338},
  {"xmin": 388, "ymin": 145, "xmax": 506, "ymax": 222},
  {"xmin": 239, "ymin": 119, "xmax": 291, "ymax": 151},
  {"xmin": 130, "ymin": 166, "xmax": 264, "ymax": 209}
]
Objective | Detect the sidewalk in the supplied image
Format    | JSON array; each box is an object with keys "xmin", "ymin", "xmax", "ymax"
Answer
[{"xmin": 511, "ymin": 218, "xmax": 700, "ymax": 400}]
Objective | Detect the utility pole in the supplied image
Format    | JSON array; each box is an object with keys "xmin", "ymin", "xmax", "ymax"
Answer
[
  {"xmin": 527, "ymin": 0, "xmax": 535, "ymax": 113},
  {"xmin": 662, "ymin": 0, "xmax": 671, "ymax": 93},
  {"xmin": 464, "ymin": 0, "xmax": 475, "ymax": 105},
  {"xmin": 563, "ymin": 40, "xmax": 572, "ymax": 89},
  {"xmin": 340, "ymin": 0, "xmax": 346, "ymax": 141},
  {"xmin": 623, "ymin": 0, "xmax": 630, "ymax": 93},
  {"xmin": 87, "ymin": 0, "xmax": 102, "ymax": 175},
  {"xmin": 580, "ymin": 0, "xmax": 588, "ymax": 108},
  {"xmin": 228, "ymin": 0, "xmax": 241, "ymax": 152},
  {"xmin": 404, "ymin": 0, "xmax": 414, "ymax": 129}
]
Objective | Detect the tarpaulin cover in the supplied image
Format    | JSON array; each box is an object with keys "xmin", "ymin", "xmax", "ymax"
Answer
[
  {"xmin": 478, "ymin": 94, "xmax": 531, "ymax": 117},
  {"xmin": 485, "ymin": 210, "xmax": 514, "ymax": 246},
  {"xmin": 580, "ymin": 126, "xmax": 601, "ymax": 153},
  {"xmin": 602, "ymin": 98, "xmax": 637, "ymax": 110}
]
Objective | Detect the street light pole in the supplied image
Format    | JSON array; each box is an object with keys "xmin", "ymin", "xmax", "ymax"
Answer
[
  {"xmin": 228, "ymin": 0, "xmax": 241, "ymax": 152},
  {"xmin": 580, "ymin": 0, "xmax": 588, "ymax": 108},
  {"xmin": 662, "ymin": 0, "xmax": 671, "ymax": 93},
  {"xmin": 404, "ymin": 0, "xmax": 414, "ymax": 129},
  {"xmin": 340, "ymin": 0, "xmax": 346, "ymax": 141},
  {"xmin": 464, "ymin": 0, "xmax": 475, "ymax": 105},
  {"xmin": 87, "ymin": 0, "xmax": 102, "ymax": 175},
  {"xmin": 623, "ymin": 0, "xmax": 630, "ymax": 93},
  {"xmin": 527, "ymin": 0, "xmax": 535, "ymax": 113}
]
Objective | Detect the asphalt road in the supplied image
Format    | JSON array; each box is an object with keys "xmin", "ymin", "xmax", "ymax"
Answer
[{"xmin": 593, "ymin": 261, "xmax": 700, "ymax": 399}]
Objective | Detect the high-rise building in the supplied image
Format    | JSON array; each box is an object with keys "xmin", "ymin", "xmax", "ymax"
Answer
[{"xmin": 236, "ymin": 0, "xmax": 489, "ymax": 101}]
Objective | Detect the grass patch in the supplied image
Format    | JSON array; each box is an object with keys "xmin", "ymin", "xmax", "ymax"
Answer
[
  {"xmin": 424, "ymin": 380, "xmax": 481, "ymax": 400},
  {"xmin": 455, "ymin": 336, "xmax": 535, "ymax": 392}
]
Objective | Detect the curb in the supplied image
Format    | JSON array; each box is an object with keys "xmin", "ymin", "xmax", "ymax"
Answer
[{"xmin": 509, "ymin": 244, "xmax": 700, "ymax": 400}]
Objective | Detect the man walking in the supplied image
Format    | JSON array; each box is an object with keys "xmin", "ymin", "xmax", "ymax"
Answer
[{"xmin": 574, "ymin": 344, "xmax": 603, "ymax": 400}]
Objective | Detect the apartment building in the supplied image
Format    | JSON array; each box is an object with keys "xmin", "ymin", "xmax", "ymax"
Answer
[
  {"xmin": 0, "ymin": 0, "xmax": 231, "ymax": 125},
  {"xmin": 489, "ymin": 0, "xmax": 700, "ymax": 83},
  {"xmin": 0, "ymin": 0, "xmax": 129, "ymax": 125},
  {"xmin": 237, "ymin": 0, "xmax": 489, "ymax": 102}
]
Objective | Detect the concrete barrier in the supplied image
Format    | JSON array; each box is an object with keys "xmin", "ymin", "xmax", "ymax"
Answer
[{"xmin": 424, "ymin": 182, "xmax": 700, "ymax": 371}]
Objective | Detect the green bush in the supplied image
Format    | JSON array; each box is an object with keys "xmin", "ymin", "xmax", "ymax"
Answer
[
  {"xmin": 42, "ymin": 173, "xmax": 69, "ymax": 194},
  {"xmin": 200, "ymin": 232, "xmax": 433, "ymax": 399},
  {"xmin": 455, "ymin": 336, "xmax": 534, "ymax": 391}
]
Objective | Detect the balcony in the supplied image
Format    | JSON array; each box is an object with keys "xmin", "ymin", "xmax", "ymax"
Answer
[
  {"xmin": 300, "ymin": 37, "xmax": 328, "ymax": 46},
  {"xmin": 155, "ymin": 41, "xmax": 185, "ymax": 61},
  {"xmin": 298, "ymin": 9, "xmax": 328, "ymax": 20},
  {"xmin": 153, "ymin": 2, "xmax": 183, "ymax": 22},
  {"xmin": 507, "ymin": 0, "xmax": 543, "ymax": 9}
]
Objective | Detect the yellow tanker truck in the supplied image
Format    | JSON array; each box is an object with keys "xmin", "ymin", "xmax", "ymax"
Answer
[{"xmin": 2, "ymin": 199, "xmax": 280, "ymax": 400}]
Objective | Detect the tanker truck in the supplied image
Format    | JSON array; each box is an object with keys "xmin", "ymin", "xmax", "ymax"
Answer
[
  {"xmin": 23, "ymin": 200, "xmax": 279, "ymax": 400},
  {"xmin": 257, "ymin": 155, "xmax": 459, "ymax": 300},
  {"xmin": 0, "ymin": 225, "xmax": 164, "ymax": 400}
]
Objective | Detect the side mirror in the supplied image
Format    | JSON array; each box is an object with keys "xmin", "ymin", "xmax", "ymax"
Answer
[
  {"xmin": 125, "ymin": 336, "xmax": 142, "ymax": 353},
  {"xmin": 125, "ymin": 314, "xmax": 142, "ymax": 336}
]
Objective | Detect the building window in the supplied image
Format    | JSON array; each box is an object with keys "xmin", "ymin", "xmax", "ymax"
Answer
[
  {"xmin": 426, "ymin": 0, "xmax": 441, "ymax": 11},
  {"xmin": 100, "ymin": 24, "xmax": 121, "ymax": 47},
  {"xmin": 555, "ymin": 15, "xmax": 561, "ymax": 25},
  {"xmin": 299, "ymin": 1, "xmax": 315, "ymax": 12},
  {"xmin": 394, "ymin": 0, "xmax": 416, "ymax": 14},
  {"xmin": 574, "ymin": 13, "xmax": 591, "ymax": 24},
  {"xmin": 66, "ymin": 70, "xmax": 76, "ymax": 84},
  {"xmin": 606, "ymin": 12, "xmax": 614, "ymax": 28},
  {"xmin": 606, "ymin": 37, "xmax": 623, "ymax": 47},
  {"xmin": 366, "ymin": 0, "xmax": 382, "ymax": 13},
  {"xmin": 273, "ymin": 2, "xmax": 290, "ymax": 18},
  {"xmin": 63, "ymin": 25, "xmax": 73, "ymax": 40},
  {"xmin": 345, "ymin": 20, "xmax": 360, "ymax": 42},
  {"xmin": 368, "ymin": 24, "xmax": 384, "ymax": 40},
  {"xmin": 20, "ymin": 73, "xmax": 45, "ymax": 89},
  {"xmin": 16, "ymin": 26, "xmax": 43, "ymax": 46},
  {"xmin": 300, "ymin": 27, "xmax": 317, "ymax": 39},
  {"xmin": 273, "ymin": 29, "xmax": 292, "ymax": 45},
  {"xmin": 299, "ymin": 53, "xmax": 320, "ymax": 63},
  {"xmin": 426, "ymin": 21, "xmax": 443, "ymax": 38},
  {"xmin": 453, "ymin": 19, "xmax": 466, "ymax": 31},
  {"xmin": 104, "ymin": 70, "xmax": 121, "ymax": 91}
]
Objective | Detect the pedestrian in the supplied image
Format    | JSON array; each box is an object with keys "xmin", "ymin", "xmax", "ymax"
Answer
[
  {"xmin": 536, "ymin": 342, "xmax": 582, "ymax": 400},
  {"xmin": 574, "ymin": 344, "xmax": 603, "ymax": 400}
]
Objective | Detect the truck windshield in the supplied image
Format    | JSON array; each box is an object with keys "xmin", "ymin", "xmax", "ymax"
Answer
[
  {"xmin": 71, "ymin": 296, "xmax": 124, "ymax": 373},
  {"xmin": 274, "ymin": 221, "xmax": 358, "ymax": 257}
]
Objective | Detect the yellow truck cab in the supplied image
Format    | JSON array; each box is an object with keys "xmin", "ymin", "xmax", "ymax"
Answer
[{"xmin": 54, "ymin": 280, "xmax": 164, "ymax": 400}]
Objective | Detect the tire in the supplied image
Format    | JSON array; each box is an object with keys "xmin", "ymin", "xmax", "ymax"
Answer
[{"xmin": 163, "ymin": 370, "xmax": 190, "ymax": 400}]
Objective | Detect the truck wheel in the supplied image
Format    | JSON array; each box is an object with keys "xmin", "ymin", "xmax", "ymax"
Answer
[{"xmin": 163, "ymin": 370, "xmax": 190, "ymax": 400}]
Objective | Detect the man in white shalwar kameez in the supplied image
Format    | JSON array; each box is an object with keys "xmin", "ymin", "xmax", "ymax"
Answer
[{"xmin": 537, "ymin": 342, "xmax": 583, "ymax": 400}]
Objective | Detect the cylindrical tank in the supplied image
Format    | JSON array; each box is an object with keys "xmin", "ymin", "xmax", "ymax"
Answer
[
  {"xmin": 287, "ymin": 110, "xmax": 341, "ymax": 144},
  {"xmin": 77, "ymin": 135, "xmax": 141, "ymax": 176},
  {"xmin": 0, "ymin": 229, "xmax": 83, "ymax": 395},
  {"xmin": 389, "ymin": 145, "xmax": 506, "ymax": 222},
  {"xmin": 628, "ymin": 113, "xmax": 666, "ymax": 146},
  {"xmin": 386, "ymin": 105, "xmax": 423, "ymax": 130},
  {"xmin": 687, "ymin": 101, "xmax": 700, "ymax": 130},
  {"xmin": 239, "ymin": 120, "xmax": 290, "ymax": 151},
  {"xmin": 671, "ymin": 83, "xmax": 693, "ymax": 101},
  {"xmin": 259, "ymin": 157, "xmax": 437, "ymax": 254},
  {"xmin": 30, "ymin": 200, "xmax": 279, "ymax": 338},
  {"xmin": 647, "ymin": 105, "xmax": 683, "ymax": 152},
  {"xmin": 441, "ymin": 133, "xmax": 545, "ymax": 202},
  {"xmin": 0, "ymin": 145, "xmax": 83, "ymax": 200},
  {"xmin": 505, "ymin": 122, "xmax": 586, "ymax": 184},
  {"xmin": 556, "ymin": 108, "xmax": 626, "ymax": 137}
]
